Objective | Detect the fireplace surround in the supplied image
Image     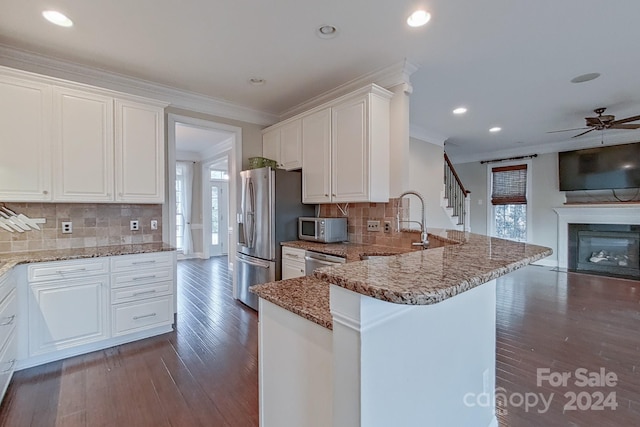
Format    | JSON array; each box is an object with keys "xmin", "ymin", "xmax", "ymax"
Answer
[{"xmin": 554, "ymin": 205, "xmax": 640, "ymax": 279}]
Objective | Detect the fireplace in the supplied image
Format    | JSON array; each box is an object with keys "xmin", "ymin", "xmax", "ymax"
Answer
[{"xmin": 568, "ymin": 224, "xmax": 640, "ymax": 280}]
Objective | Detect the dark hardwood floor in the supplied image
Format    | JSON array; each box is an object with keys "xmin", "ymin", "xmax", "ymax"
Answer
[{"xmin": 0, "ymin": 258, "xmax": 638, "ymax": 426}]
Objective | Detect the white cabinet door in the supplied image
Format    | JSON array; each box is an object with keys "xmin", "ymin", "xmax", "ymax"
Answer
[
  {"xmin": 332, "ymin": 97, "xmax": 369, "ymax": 203},
  {"xmin": 0, "ymin": 75, "xmax": 52, "ymax": 201},
  {"xmin": 53, "ymin": 87, "xmax": 114, "ymax": 202},
  {"xmin": 302, "ymin": 108, "xmax": 332, "ymax": 203},
  {"xmin": 262, "ymin": 128, "xmax": 280, "ymax": 166},
  {"xmin": 282, "ymin": 261, "xmax": 306, "ymax": 280},
  {"xmin": 279, "ymin": 120, "xmax": 302, "ymax": 170},
  {"xmin": 28, "ymin": 275, "xmax": 109, "ymax": 356},
  {"xmin": 115, "ymin": 99, "xmax": 165, "ymax": 203}
]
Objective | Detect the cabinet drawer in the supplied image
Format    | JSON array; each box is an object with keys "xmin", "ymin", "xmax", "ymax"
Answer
[
  {"xmin": 111, "ymin": 281, "xmax": 173, "ymax": 303},
  {"xmin": 0, "ymin": 290, "xmax": 16, "ymax": 352},
  {"xmin": 282, "ymin": 246, "xmax": 306, "ymax": 262},
  {"xmin": 112, "ymin": 296, "xmax": 173, "ymax": 336},
  {"xmin": 111, "ymin": 267, "xmax": 173, "ymax": 289},
  {"xmin": 28, "ymin": 258, "xmax": 109, "ymax": 282},
  {"xmin": 111, "ymin": 252, "xmax": 174, "ymax": 272},
  {"xmin": 0, "ymin": 271, "xmax": 16, "ymax": 306}
]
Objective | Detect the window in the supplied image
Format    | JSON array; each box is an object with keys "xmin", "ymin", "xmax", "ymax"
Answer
[{"xmin": 489, "ymin": 163, "xmax": 529, "ymax": 242}]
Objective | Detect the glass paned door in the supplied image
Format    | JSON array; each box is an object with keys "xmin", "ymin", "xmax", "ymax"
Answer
[{"xmin": 209, "ymin": 181, "xmax": 228, "ymax": 256}]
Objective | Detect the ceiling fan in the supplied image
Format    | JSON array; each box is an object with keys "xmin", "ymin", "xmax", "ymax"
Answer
[{"xmin": 548, "ymin": 107, "xmax": 640, "ymax": 138}]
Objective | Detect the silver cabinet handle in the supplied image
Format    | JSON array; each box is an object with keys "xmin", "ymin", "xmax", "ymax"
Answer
[
  {"xmin": 0, "ymin": 315, "xmax": 15, "ymax": 326},
  {"xmin": 133, "ymin": 275, "xmax": 156, "ymax": 281},
  {"xmin": 132, "ymin": 260, "xmax": 156, "ymax": 265},
  {"xmin": 56, "ymin": 267, "xmax": 87, "ymax": 274},
  {"xmin": 133, "ymin": 313, "xmax": 157, "ymax": 321},
  {"xmin": 285, "ymin": 253, "xmax": 301, "ymax": 259},
  {"xmin": 132, "ymin": 290, "xmax": 157, "ymax": 297}
]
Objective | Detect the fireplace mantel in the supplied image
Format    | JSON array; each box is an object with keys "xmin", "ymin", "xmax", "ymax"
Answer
[{"xmin": 554, "ymin": 205, "xmax": 640, "ymax": 269}]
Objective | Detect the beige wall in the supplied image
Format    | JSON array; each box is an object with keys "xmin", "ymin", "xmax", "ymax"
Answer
[
  {"xmin": 454, "ymin": 152, "xmax": 566, "ymax": 264},
  {"xmin": 408, "ymin": 138, "xmax": 457, "ymax": 230}
]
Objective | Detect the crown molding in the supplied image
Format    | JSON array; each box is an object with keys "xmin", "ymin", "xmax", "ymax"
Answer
[
  {"xmin": 0, "ymin": 43, "xmax": 278, "ymax": 126},
  {"xmin": 448, "ymin": 132, "xmax": 640, "ymax": 164},
  {"xmin": 280, "ymin": 59, "xmax": 419, "ymax": 119},
  {"xmin": 409, "ymin": 124, "xmax": 447, "ymax": 147}
]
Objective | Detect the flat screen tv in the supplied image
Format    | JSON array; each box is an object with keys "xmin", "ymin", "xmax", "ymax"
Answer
[{"xmin": 558, "ymin": 142, "xmax": 640, "ymax": 191}]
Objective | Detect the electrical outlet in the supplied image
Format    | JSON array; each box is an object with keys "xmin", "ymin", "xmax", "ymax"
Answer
[
  {"xmin": 367, "ymin": 220, "xmax": 381, "ymax": 232},
  {"xmin": 384, "ymin": 221, "xmax": 391, "ymax": 233},
  {"xmin": 130, "ymin": 220, "xmax": 139, "ymax": 231},
  {"xmin": 150, "ymin": 220, "xmax": 158, "ymax": 230},
  {"xmin": 61, "ymin": 221, "xmax": 72, "ymax": 234}
]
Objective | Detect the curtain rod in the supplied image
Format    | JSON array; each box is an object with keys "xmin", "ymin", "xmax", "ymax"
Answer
[{"xmin": 480, "ymin": 154, "xmax": 537, "ymax": 164}]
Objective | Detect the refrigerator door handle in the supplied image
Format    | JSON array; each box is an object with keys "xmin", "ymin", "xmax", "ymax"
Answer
[
  {"xmin": 236, "ymin": 254, "xmax": 271, "ymax": 269},
  {"xmin": 246, "ymin": 178, "xmax": 256, "ymax": 248}
]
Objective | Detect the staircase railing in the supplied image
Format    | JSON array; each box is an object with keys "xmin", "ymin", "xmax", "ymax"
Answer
[{"xmin": 444, "ymin": 153, "xmax": 471, "ymax": 231}]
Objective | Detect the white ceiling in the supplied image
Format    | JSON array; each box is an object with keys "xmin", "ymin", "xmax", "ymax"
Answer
[
  {"xmin": 175, "ymin": 123, "xmax": 232, "ymax": 158},
  {"xmin": 2, "ymin": 0, "xmax": 640, "ymax": 162}
]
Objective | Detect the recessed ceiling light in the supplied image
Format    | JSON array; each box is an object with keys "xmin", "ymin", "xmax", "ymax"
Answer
[
  {"xmin": 248, "ymin": 78, "xmax": 265, "ymax": 86},
  {"xmin": 570, "ymin": 73, "xmax": 601, "ymax": 84},
  {"xmin": 316, "ymin": 25, "xmax": 338, "ymax": 39},
  {"xmin": 489, "ymin": 127, "xmax": 502, "ymax": 133},
  {"xmin": 407, "ymin": 10, "xmax": 431, "ymax": 27},
  {"xmin": 453, "ymin": 107, "xmax": 467, "ymax": 115},
  {"xmin": 42, "ymin": 10, "xmax": 73, "ymax": 27}
]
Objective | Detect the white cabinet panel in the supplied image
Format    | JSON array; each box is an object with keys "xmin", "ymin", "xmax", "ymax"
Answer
[
  {"xmin": 279, "ymin": 120, "xmax": 302, "ymax": 170},
  {"xmin": 302, "ymin": 108, "xmax": 332, "ymax": 203},
  {"xmin": 29, "ymin": 276, "xmax": 109, "ymax": 355},
  {"xmin": 0, "ymin": 333, "xmax": 17, "ymax": 400},
  {"xmin": 28, "ymin": 258, "xmax": 110, "ymax": 282},
  {"xmin": 53, "ymin": 87, "xmax": 114, "ymax": 202},
  {"xmin": 282, "ymin": 246, "xmax": 306, "ymax": 279},
  {"xmin": 332, "ymin": 97, "xmax": 368, "ymax": 202},
  {"xmin": 115, "ymin": 100, "xmax": 165, "ymax": 203},
  {"xmin": 110, "ymin": 251, "xmax": 174, "ymax": 272},
  {"xmin": 262, "ymin": 129, "xmax": 280, "ymax": 165},
  {"xmin": 0, "ymin": 74, "xmax": 52, "ymax": 201}
]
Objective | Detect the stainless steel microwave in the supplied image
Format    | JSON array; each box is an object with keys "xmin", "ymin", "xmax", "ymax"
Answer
[{"xmin": 298, "ymin": 217, "xmax": 347, "ymax": 243}]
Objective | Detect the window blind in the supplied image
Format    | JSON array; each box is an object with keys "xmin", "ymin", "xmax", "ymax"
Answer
[{"xmin": 491, "ymin": 164, "xmax": 527, "ymax": 205}]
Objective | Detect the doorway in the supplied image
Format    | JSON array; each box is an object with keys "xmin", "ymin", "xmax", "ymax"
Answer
[{"xmin": 165, "ymin": 113, "xmax": 242, "ymax": 280}]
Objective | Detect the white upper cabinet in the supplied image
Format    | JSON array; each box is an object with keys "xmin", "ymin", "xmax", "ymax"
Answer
[
  {"xmin": 115, "ymin": 100, "xmax": 165, "ymax": 203},
  {"xmin": 279, "ymin": 120, "xmax": 302, "ymax": 170},
  {"xmin": 53, "ymin": 87, "xmax": 114, "ymax": 202},
  {"xmin": 301, "ymin": 85, "xmax": 391, "ymax": 204},
  {"xmin": 0, "ymin": 66, "xmax": 167, "ymax": 204},
  {"xmin": 302, "ymin": 108, "xmax": 332, "ymax": 203},
  {"xmin": 0, "ymin": 74, "xmax": 52, "ymax": 201},
  {"xmin": 262, "ymin": 118, "xmax": 302, "ymax": 170}
]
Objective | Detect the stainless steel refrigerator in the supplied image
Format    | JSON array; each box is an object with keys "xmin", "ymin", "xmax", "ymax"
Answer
[{"xmin": 236, "ymin": 167, "xmax": 314, "ymax": 310}]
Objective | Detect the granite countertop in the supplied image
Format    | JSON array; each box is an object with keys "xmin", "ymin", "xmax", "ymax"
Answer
[
  {"xmin": 0, "ymin": 242, "xmax": 175, "ymax": 276},
  {"xmin": 281, "ymin": 241, "xmax": 416, "ymax": 262},
  {"xmin": 252, "ymin": 230, "xmax": 552, "ymax": 329}
]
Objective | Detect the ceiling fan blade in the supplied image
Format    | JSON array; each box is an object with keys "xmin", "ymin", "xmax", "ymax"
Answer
[
  {"xmin": 546, "ymin": 127, "xmax": 589, "ymax": 134},
  {"xmin": 610, "ymin": 114, "xmax": 640, "ymax": 125},
  {"xmin": 572, "ymin": 128, "xmax": 596, "ymax": 138},
  {"xmin": 610, "ymin": 123, "xmax": 640, "ymax": 129}
]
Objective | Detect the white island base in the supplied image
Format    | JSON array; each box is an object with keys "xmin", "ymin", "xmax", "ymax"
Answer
[{"xmin": 257, "ymin": 279, "xmax": 498, "ymax": 427}]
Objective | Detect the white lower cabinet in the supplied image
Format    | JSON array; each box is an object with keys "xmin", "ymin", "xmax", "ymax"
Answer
[
  {"xmin": 0, "ymin": 269, "xmax": 17, "ymax": 401},
  {"xmin": 18, "ymin": 251, "xmax": 176, "ymax": 370},
  {"xmin": 281, "ymin": 247, "xmax": 306, "ymax": 280},
  {"xmin": 28, "ymin": 276, "xmax": 109, "ymax": 355}
]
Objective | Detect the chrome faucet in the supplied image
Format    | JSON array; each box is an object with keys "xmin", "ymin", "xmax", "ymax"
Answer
[{"xmin": 397, "ymin": 190, "xmax": 429, "ymax": 249}]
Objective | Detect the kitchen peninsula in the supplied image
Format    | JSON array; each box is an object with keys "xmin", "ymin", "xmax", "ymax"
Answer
[{"xmin": 251, "ymin": 230, "xmax": 552, "ymax": 427}]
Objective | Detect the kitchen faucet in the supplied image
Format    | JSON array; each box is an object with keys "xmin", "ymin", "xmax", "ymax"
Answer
[{"xmin": 396, "ymin": 190, "xmax": 429, "ymax": 249}]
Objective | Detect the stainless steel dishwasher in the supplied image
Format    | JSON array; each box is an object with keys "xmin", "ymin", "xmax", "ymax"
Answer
[{"xmin": 304, "ymin": 250, "xmax": 346, "ymax": 274}]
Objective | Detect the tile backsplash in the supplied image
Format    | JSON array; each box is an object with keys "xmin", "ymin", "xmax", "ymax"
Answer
[
  {"xmin": 319, "ymin": 198, "xmax": 422, "ymax": 247},
  {"xmin": 0, "ymin": 203, "xmax": 163, "ymax": 253}
]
